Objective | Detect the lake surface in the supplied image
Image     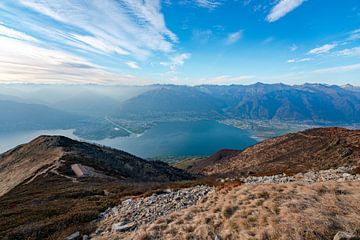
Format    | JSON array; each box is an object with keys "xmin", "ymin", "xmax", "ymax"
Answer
[{"xmin": 0, "ymin": 120, "xmax": 257, "ymax": 158}]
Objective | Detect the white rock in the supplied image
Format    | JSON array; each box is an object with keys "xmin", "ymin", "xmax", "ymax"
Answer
[
  {"xmin": 65, "ymin": 231, "xmax": 81, "ymax": 240},
  {"xmin": 112, "ymin": 222, "xmax": 136, "ymax": 232}
]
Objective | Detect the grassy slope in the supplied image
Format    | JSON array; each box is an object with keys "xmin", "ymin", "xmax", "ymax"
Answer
[{"xmin": 117, "ymin": 181, "xmax": 360, "ymax": 240}]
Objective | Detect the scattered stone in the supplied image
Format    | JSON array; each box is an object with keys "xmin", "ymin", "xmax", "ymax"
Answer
[
  {"xmin": 215, "ymin": 234, "xmax": 222, "ymax": 240},
  {"xmin": 65, "ymin": 231, "xmax": 81, "ymax": 240},
  {"xmin": 333, "ymin": 231, "xmax": 360, "ymax": 240},
  {"xmin": 340, "ymin": 148, "xmax": 353, "ymax": 158},
  {"xmin": 112, "ymin": 221, "xmax": 136, "ymax": 232},
  {"xmin": 94, "ymin": 185, "xmax": 215, "ymax": 235},
  {"xmin": 241, "ymin": 166, "xmax": 360, "ymax": 185}
]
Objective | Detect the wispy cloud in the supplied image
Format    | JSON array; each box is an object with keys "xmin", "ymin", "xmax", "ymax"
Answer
[
  {"xmin": 160, "ymin": 53, "xmax": 191, "ymax": 71},
  {"xmin": 11, "ymin": 1, "xmax": 177, "ymax": 59},
  {"xmin": 195, "ymin": 0, "xmax": 222, "ymax": 9},
  {"xmin": 312, "ymin": 63, "xmax": 360, "ymax": 74},
  {"xmin": 337, "ymin": 47, "xmax": 360, "ymax": 57},
  {"xmin": 266, "ymin": 0, "xmax": 305, "ymax": 22},
  {"xmin": 0, "ymin": 1, "xmax": 179, "ymax": 84},
  {"xmin": 287, "ymin": 57, "xmax": 311, "ymax": 63},
  {"xmin": 348, "ymin": 29, "xmax": 360, "ymax": 41},
  {"xmin": 0, "ymin": 36, "xmax": 146, "ymax": 84},
  {"xmin": 308, "ymin": 44, "xmax": 337, "ymax": 55},
  {"xmin": 225, "ymin": 31, "xmax": 243, "ymax": 45},
  {"xmin": 0, "ymin": 24, "xmax": 38, "ymax": 42},
  {"xmin": 262, "ymin": 37, "xmax": 275, "ymax": 44},
  {"xmin": 125, "ymin": 61, "xmax": 141, "ymax": 69}
]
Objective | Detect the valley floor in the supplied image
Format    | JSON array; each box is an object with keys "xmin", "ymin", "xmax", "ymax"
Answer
[{"xmin": 93, "ymin": 170, "xmax": 360, "ymax": 240}]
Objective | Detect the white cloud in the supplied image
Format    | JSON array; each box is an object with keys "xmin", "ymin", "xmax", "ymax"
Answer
[
  {"xmin": 0, "ymin": 1, "xmax": 180, "ymax": 84},
  {"xmin": 349, "ymin": 29, "xmax": 360, "ymax": 41},
  {"xmin": 287, "ymin": 57, "xmax": 311, "ymax": 63},
  {"xmin": 308, "ymin": 44, "xmax": 337, "ymax": 55},
  {"xmin": 71, "ymin": 34, "xmax": 129, "ymax": 56},
  {"xmin": 0, "ymin": 24, "xmax": 38, "ymax": 42},
  {"xmin": 0, "ymin": 36, "xmax": 146, "ymax": 84},
  {"xmin": 262, "ymin": 37, "xmax": 274, "ymax": 44},
  {"xmin": 16, "ymin": 0, "xmax": 177, "ymax": 59},
  {"xmin": 225, "ymin": 31, "xmax": 243, "ymax": 45},
  {"xmin": 266, "ymin": 0, "xmax": 305, "ymax": 22},
  {"xmin": 195, "ymin": 0, "xmax": 222, "ymax": 9},
  {"xmin": 161, "ymin": 53, "xmax": 191, "ymax": 71},
  {"xmin": 312, "ymin": 63, "xmax": 360, "ymax": 74},
  {"xmin": 337, "ymin": 47, "xmax": 360, "ymax": 57},
  {"xmin": 125, "ymin": 61, "xmax": 141, "ymax": 69}
]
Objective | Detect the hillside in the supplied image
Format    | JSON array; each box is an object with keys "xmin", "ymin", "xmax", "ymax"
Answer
[
  {"xmin": 0, "ymin": 135, "xmax": 196, "ymax": 239},
  {"xmin": 0, "ymin": 135, "xmax": 194, "ymax": 197},
  {"xmin": 0, "ymin": 100, "xmax": 84, "ymax": 133},
  {"xmin": 188, "ymin": 127, "xmax": 360, "ymax": 177}
]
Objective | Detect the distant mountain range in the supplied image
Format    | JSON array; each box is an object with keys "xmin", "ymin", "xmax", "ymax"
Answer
[
  {"xmin": 0, "ymin": 83, "xmax": 359, "ymax": 139},
  {"xmin": 117, "ymin": 83, "xmax": 360, "ymax": 123}
]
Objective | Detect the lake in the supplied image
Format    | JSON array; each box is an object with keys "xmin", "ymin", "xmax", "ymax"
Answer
[{"xmin": 0, "ymin": 120, "xmax": 257, "ymax": 158}]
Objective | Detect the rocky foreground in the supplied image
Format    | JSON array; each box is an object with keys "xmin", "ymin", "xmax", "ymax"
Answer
[
  {"xmin": 92, "ymin": 185, "xmax": 215, "ymax": 239},
  {"xmin": 73, "ymin": 166, "xmax": 360, "ymax": 240}
]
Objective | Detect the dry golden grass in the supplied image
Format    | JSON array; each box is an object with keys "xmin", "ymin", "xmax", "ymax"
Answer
[{"xmin": 104, "ymin": 181, "xmax": 360, "ymax": 240}]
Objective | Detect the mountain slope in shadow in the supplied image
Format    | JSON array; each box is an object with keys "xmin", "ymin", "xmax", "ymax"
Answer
[{"xmin": 187, "ymin": 127, "xmax": 360, "ymax": 177}]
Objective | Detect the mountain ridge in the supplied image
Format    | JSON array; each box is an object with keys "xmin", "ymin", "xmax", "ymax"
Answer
[
  {"xmin": 185, "ymin": 127, "xmax": 360, "ymax": 177},
  {"xmin": 114, "ymin": 83, "xmax": 360, "ymax": 123},
  {"xmin": 0, "ymin": 135, "xmax": 194, "ymax": 197}
]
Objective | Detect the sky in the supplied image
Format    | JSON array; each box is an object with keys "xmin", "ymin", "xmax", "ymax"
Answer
[{"xmin": 0, "ymin": 0, "xmax": 359, "ymax": 86}]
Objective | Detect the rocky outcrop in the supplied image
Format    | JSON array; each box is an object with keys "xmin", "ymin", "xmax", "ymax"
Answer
[
  {"xmin": 239, "ymin": 166, "xmax": 360, "ymax": 184},
  {"xmin": 333, "ymin": 231, "xmax": 360, "ymax": 240},
  {"xmin": 93, "ymin": 185, "xmax": 214, "ymax": 238}
]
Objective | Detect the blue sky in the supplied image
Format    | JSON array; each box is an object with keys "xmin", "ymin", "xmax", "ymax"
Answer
[{"xmin": 0, "ymin": 0, "xmax": 359, "ymax": 85}]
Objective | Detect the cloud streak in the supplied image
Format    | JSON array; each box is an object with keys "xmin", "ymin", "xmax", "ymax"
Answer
[
  {"xmin": 312, "ymin": 63, "xmax": 360, "ymax": 74},
  {"xmin": 15, "ymin": 0, "xmax": 177, "ymax": 59},
  {"xmin": 0, "ymin": 35, "xmax": 146, "ymax": 84},
  {"xmin": 160, "ymin": 53, "xmax": 191, "ymax": 71},
  {"xmin": 308, "ymin": 44, "xmax": 337, "ymax": 55},
  {"xmin": 287, "ymin": 58, "xmax": 311, "ymax": 63},
  {"xmin": 0, "ymin": 1, "xmax": 179, "ymax": 84},
  {"xmin": 337, "ymin": 47, "xmax": 360, "ymax": 57},
  {"xmin": 225, "ymin": 31, "xmax": 243, "ymax": 45},
  {"xmin": 0, "ymin": 24, "xmax": 38, "ymax": 42},
  {"xmin": 125, "ymin": 61, "xmax": 141, "ymax": 69},
  {"xmin": 266, "ymin": 0, "xmax": 305, "ymax": 22},
  {"xmin": 195, "ymin": 0, "xmax": 222, "ymax": 9}
]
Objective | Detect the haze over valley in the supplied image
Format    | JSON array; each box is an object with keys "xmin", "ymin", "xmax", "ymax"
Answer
[{"xmin": 1, "ymin": 83, "xmax": 359, "ymax": 159}]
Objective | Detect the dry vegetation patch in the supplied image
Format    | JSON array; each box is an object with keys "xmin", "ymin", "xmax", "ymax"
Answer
[{"xmin": 108, "ymin": 181, "xmax": 360, "ymax": 240}]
